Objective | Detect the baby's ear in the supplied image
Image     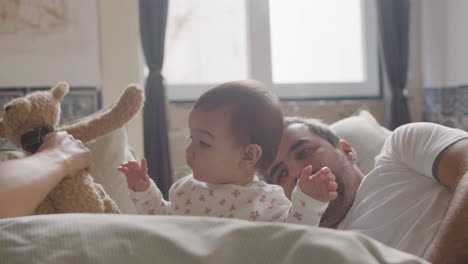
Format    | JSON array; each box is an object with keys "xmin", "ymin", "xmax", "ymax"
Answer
[
  {"xmin": 240, "ymin": 144, "xmax": 262, "ymax": 169},
  {"xmin": 51, "ymin": 82, "xmax": 69, "ymax": 101}
]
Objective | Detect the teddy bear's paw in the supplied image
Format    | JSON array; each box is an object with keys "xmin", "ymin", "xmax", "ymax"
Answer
[{"xmin": 94, "ymin": 182, "xmax": 121, "ymax": 214}]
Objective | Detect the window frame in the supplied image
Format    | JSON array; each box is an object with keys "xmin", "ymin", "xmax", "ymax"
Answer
[{"xmin": 165, "ymin": 0, "xmax": 382, "ymax": 102}]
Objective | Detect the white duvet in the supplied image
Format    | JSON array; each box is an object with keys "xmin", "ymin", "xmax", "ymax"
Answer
[{"xmin": 0, "ymin": 214, "xmax": 427, "ymax": 264}]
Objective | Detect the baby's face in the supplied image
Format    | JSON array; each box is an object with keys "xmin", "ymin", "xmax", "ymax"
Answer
[{"xmin": 186, "ymin": 108, "xmax": 246, "ymax": 184}]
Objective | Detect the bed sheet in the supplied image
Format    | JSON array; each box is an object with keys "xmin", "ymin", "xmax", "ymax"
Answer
[{"xmin": 0, "ymin": 214, "xmax": 427, "ymax": 264}]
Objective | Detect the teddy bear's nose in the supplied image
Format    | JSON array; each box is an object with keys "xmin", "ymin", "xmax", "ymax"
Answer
[{"xmin": 4, "ymin": 105, "xmax": 11, "ymax": 112}]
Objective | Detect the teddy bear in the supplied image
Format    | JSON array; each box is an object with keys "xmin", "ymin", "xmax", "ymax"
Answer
[{"xmin": 0, "ymin": 82, "xmax": 144, "ymax": 214}]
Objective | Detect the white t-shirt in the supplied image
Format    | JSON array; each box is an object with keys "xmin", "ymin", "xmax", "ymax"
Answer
[{"xmin": 337, "ymin": 122, "xmax": 468, "ymax": 257}]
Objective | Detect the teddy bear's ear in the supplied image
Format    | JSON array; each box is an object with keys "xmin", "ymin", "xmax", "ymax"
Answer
[{"xmin": 51, "ymin": 82, "xmax": 70, "ymax": 101}]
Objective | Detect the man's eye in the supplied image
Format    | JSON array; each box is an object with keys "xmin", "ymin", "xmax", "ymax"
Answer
[
  {"xmin": 199, "ymin": 141, "xmax": 211, "ymax": 148},
  {"xmin": 296, "ymin": 147, "xmax": 314, "ymax": 160},
  {"xmin": 274, "ymin": 169, "xmax": 287, "ymax": 185}
]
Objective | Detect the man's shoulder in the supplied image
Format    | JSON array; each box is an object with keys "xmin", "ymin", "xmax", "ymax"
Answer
[{"xmin": 391, "ymin": 122, "xmax": 467, "ymax": 140}]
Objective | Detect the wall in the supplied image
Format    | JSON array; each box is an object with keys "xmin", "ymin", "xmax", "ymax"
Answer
[
  {"xmin": 0, "ymin": 1, "xmax": 100, "ymax": 86},
  {"xmin": 0, "ymin": 0, "xmax": 145, "ymax": 158},
  {"xmin": 99, "ymin": 0, "xmax": 144, "ymax": 158},
  {"xmin": 420, "ymin": 0, "xmax": 468, "ymax": 87},
  {"xmin": 406, "ymin": 0, "xmax": 424, "ymax": 122},
  {"xmin": 419, "ymin": 0, "xmax": 468, "ymax": 129}
]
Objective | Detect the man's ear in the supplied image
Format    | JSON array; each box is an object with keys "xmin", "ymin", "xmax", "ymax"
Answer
[
  {"xmin": 338, "ymin": 139, "xmax": 358, "ymax": 164},
  {"xmin": 239, "ymin": 144, "xmax": 262, "ymax": 169}
]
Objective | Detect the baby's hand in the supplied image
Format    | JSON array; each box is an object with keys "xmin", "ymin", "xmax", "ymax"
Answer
[
  {"xmin": 297, "ymin": 165, "xmax": 338, "ymax": 203},
  {"xmin": 118, "ymin": 158, "xmax": 150, "ymax": 192}
]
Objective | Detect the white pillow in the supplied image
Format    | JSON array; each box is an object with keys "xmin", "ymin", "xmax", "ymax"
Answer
[
  {"xmin": 85, "ymin": 127, "xmax": 137, "ymax": 214},
  {"xmin": 330, "ymin": 108, "xmax": 391, "ymax": 175}
]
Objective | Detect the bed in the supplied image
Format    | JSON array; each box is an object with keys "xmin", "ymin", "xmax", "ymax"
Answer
[
  {"xmin": 1, "ymin": 214, "xmax": 426, "ymax": 264},
  {"xmin": 0, "ymin": 109, "xmax": 428, "ymax": 263}
]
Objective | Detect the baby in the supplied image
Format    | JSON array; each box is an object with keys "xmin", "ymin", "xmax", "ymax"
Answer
[{"xmin": 119, "ymin": 80, "xmax": 337, "ymax": 225}]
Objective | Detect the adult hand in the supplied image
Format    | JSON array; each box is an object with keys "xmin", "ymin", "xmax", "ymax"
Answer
[
  {"xmin": 0, "ymin": 131, "xmax": 92, "ymax": 218},
  {"xmin": 38, "ymin": 131, "xmax": 92, "ymax": 175}
]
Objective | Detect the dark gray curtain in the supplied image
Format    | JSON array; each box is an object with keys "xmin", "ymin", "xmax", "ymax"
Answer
[
  {"xmin": 377, "ymin": 0, "xmax": 411, "ymax": 129},
  {"xmin": 139, "ymin": 0, "xmax": 172, "ymax": 198}
]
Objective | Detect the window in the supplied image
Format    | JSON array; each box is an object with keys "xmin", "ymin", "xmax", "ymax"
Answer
[{"xmin": 161, "ymin": 0, "xmax": 380, "ymax": 101}]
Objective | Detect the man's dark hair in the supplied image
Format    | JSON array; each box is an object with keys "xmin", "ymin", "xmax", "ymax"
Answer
[
  {"xmin": 193, "ymin": 80, "xmax": 284, "ymax": 172},
  {"xmin": 284, "ymin": 117, "xmax": 340, "ymax": 146}
]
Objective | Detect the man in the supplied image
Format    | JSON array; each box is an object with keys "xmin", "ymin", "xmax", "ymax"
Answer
[{"xmin": 265, "ymin": 117, "xmax": 468, "ymax": 264}]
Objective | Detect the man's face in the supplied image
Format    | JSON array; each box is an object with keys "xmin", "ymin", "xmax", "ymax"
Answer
[{"xmin": 267, "ymin": 123, "xmax": 361, "ymax": 227}]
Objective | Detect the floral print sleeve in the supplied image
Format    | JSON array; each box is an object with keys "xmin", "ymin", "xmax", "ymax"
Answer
[
  {"xmin": 261, "ymin": 184, "xmax": 328, "ymax": 226},
  {"xmin": 128, "ymin": 175, "xmax": 328, "ymax": 226},
  {"xmin": 284, "ymin": 185, "xmax": 329, "ymax": 225},
  {"xmin": 128, "ymin": 179, "xmax": 171, "ymax": 215}
]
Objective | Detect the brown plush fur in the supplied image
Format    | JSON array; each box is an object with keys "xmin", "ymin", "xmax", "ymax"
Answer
[{"xmin": 0, "ymin": 82, "xmax": 144, "ymax": 214}]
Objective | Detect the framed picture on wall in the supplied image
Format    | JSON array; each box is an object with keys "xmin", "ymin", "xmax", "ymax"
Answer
[
  {"xmin": 60, "ymin": 87, "xmax": 101, "ymax": 124},
  {"xmin": 0, "ymin": 89, "xmax": 26, "ymax": 112}
]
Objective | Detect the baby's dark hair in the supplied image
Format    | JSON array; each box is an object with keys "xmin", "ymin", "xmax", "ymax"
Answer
[{"xmin": 193, "ymin": 80, "xmax": 284, "ymax": 171}]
